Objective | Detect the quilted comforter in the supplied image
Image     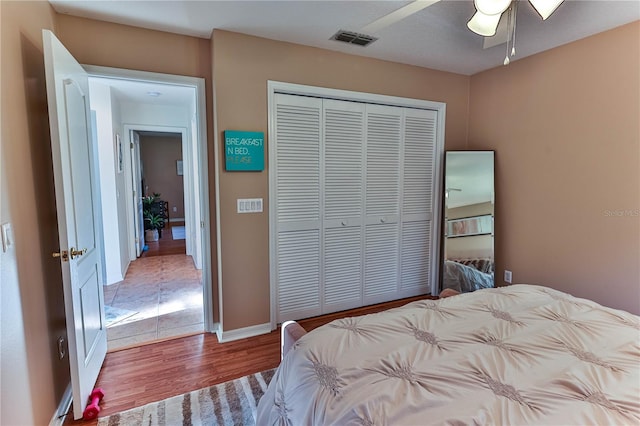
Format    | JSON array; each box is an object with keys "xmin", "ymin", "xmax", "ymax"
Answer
[{"xmin": 257, "ymin": 284, "xmax": 640, "ymax": 425}]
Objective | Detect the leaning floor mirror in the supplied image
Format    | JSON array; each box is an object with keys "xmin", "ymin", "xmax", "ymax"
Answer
[{"xmin": 442, "ymin": 151, "xmax": 495, "ymax": 294}]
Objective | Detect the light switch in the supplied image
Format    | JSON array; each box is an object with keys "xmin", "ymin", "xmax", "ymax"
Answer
[
  {"xmin": 1, "ymin": 222, "xmax": 13, "ymax": 252},
  {"xmin": 237, "ymin": 198, "xmax": 263, "ymax": 213}
]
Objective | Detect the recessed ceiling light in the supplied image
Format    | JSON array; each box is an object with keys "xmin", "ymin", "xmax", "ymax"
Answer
[{"xmin": 146, "ymin": 91, "xmax": 162, "ymax": 97}]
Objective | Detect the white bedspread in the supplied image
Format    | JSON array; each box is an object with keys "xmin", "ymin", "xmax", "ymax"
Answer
[{"xmin": 257, "ymin": 284, "xmax": 640, "ymax": 425}]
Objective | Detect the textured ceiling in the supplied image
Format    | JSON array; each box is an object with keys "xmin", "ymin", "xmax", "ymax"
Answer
[{"xmin": 50, "ymin": 0, "xmax": 639, "ymax": 75}]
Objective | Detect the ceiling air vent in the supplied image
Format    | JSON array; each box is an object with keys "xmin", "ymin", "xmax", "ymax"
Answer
[{"xmin": 330, "ymin": 30, "xmax": 378, "ymax": 47}]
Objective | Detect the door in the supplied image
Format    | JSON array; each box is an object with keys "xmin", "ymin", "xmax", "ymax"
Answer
[
  {"xmin": 131, "ymin": 130, "xmax": 144, "ymax": 256},
  {"xmin": 43, "ymin": 29, "xmax": 107, "ymax": 420}
]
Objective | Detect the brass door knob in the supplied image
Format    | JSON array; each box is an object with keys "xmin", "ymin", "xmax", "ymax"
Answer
[
  {"xmin": 52, "ymin": 250, "xmax": 69, "ymax": 262},
  {"xmin": 69, "ymin": 247, "xmax": 87, "ymax": 259}
]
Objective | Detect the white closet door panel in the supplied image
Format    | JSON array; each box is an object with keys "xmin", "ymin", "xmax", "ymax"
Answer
[
  {"xmin": 277, "ymin": 229, "xmax": 321, "ymax": 320},
  {"xmin": 403, "ymin": 109, "xmax": 437, "ymax": 216},
  {"xmin": 401, "ymin": 220, "xmax": 431, "ymax": 291},
  {"xmin": 275, "ymin": 94, "xmax": 322, "ymax": 225},
  {"xmin": 365, "ymin": 105, "xmax": 402, "ymax": 217},
  {"xmin": 324, "ymin": 100, "xmax": 365, "ymax": 221},
  {"xmin": 364, "ymin": 223, "xmax": 399, "ymax": 298},
  {"xmin": 324, "ymin": 226, "xmax": 362, "ymax": 309}
]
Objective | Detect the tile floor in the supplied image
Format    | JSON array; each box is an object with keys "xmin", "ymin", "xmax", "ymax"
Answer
[{"xmin": 103, "ymin": 254, "xmax": 204, "ymax": 351}]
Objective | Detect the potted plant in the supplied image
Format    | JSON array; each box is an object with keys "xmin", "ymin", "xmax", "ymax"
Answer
[
  {"xmin": 144, "ymin": 211, "xmax": 164, "ymax": 241},
  {"xmin": 143, "ymin": 192, "xmax": 164, "ymax": 241}
]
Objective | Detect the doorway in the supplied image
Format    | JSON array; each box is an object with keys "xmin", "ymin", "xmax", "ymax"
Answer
[{"xmin": 86, "ymin": 67, "xmax": 213, "ymax": 351}]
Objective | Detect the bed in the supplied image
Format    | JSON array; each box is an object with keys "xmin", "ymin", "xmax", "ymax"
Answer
[{"xmin": 256, "ymin": 284, "xmax": 640, "ymax": 425}]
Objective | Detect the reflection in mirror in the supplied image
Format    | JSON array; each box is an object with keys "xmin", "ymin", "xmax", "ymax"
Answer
[{"xmin": 442, "ymin": 151, "xmax": 495, "ymax": 294}]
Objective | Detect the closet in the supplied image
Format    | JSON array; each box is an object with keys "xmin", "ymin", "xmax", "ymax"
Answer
[{"xmin": 269, "ymin": 86, "xmax": 444, "ymax": 324}]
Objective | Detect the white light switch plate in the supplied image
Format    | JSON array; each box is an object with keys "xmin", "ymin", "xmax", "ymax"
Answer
[
  {"xmin": 237, "ymin": 198, "xmax": 263, "ymax": 213},
  {"xmin": 1, "ymin": 222, "xmax": 13, "ymax": 252}
]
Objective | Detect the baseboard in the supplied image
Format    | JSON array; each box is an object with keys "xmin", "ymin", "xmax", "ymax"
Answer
[
  {"xmin": 169, "ymin": 218, "xmax": 185, "ymax": 223},
  {"xmin": 217, "ymin": 322, "xmax": 271, "ymax": 343},
  {"xmin": 49, "ymin": 383, "xmax": 72, "ymax": 426}
]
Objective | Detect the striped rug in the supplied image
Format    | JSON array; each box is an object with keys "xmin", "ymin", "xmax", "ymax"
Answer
[{"xmin": 98, "ymin": 369, "xmax": 276, "ymax": 426}]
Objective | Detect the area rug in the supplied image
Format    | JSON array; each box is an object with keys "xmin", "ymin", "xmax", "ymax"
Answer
[
  {"xmin": 104, "ymin": 305, "xmax": 137, "ymax": 327},
  {"xmin": 171, "ymin": 225, "xmax": 186, "ymax": 240},
  {"xmin": 97, "ymin": 369, "xmax": 276, "ymax": 426}
]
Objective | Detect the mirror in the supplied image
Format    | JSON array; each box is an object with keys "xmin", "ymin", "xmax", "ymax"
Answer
[{"xmin": 441, "ymin": 151, "xmax": 495, "ymax": 294}]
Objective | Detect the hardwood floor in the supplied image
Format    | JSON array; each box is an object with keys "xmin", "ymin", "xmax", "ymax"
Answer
[
  {"xmin": 141, "ymin": 221, "xmax": 186, "ymax": 257},
  {"xmin": 65, "ymin": 294, "xmax": 435, "ymax": 425}
]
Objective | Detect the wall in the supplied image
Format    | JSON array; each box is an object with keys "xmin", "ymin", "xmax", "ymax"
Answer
[
  {"xmin": 89, "ymin": 81, "xmax": 124, "ymax": 284},
  {"xmin": 469, "ymin": 22, "xmax": 640, "ymax": 314},
  {"xmin": 110, "ymin": 90, "xmax": 130, "ymax": 276},
  {"xmin": 212, "ymin": 30, "xmax": 471, "ymax": 331},
  {"xmin": 140, "ymin": 134, "xmax": 185, "ymax": 219},
  {"xmin": 56, "ymin": 13, "xmax": 219, "ymax": 322},
  {"xmin": 0, "ymin": 1, "xmax": 68, "ymax": 424}
]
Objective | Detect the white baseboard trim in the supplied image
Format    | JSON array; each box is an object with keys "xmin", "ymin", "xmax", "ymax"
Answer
[
  {"xmin": 169, "ymin": 218, "xmax": 185, "ymax": 223},
  {"xmin": 217, "ymin": 322, "xmax": 271, "ymax": 343},
  {"xmin": 49, "ymin": 384, "xmax": 72, "ymax": 426}
]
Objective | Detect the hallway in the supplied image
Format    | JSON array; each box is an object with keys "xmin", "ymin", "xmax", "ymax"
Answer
[{"xmin": 103, "ymin": 254, "xmax": 203, "ymax": 351}]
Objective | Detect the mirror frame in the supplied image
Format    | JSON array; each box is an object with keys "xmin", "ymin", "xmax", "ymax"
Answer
[{"xmin": 438, "ymin": 150, "xmax": 497, "ymax": 292}]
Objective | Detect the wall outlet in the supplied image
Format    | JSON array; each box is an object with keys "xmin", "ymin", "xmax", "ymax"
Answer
[
  {"xmin": 173, "ymin": 206, "xmax": 177, "ymax": 212},
  {"xmin": 504, "ymin": 270, "xmax": 513, "ymax": 284}
]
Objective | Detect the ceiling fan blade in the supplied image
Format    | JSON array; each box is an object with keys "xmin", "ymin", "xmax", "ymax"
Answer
[
  {"xmin": 360, "ymin": 0, "xmax": 441, "ymax": 34},
  {"xmin": 529, "ymin": 0, "xmax": 564, "ymax": 20},
  {"xmin": 467, "ymin": 11, "xmax": 501, "ymax": 37},
  {"xmin": 483, "ymin": 17, "xmax": 510, "ymax": 49}
]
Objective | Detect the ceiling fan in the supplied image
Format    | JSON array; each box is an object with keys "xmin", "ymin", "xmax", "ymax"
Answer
[
  {"xmin": 468, "ymin": 0, "xmax": 564, "ymax": 64},
  {"xmin": 468, "ymin": 0, "xmax": 564, "ymax": 37},
  {"xmin": 337, "ymin": 0, "xmax": 563, "ymax": 65}
]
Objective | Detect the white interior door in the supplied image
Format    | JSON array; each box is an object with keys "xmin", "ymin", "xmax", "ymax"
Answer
[
  {"xmin": 43, "ymin": 29, "xmax": 107, "ymax": 420},
  {"xmin": 131, "ymin": 130, "xmax": 144, "ymax": 256}
]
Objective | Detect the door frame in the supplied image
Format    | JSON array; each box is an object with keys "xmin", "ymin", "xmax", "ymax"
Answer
[
  {"xmin": 85, "ymin": 65, "xmax": 215, "ymax": 333},
  {"xmin": 124, "ymin": 125, "xmax": 189, "ymax": 255}
]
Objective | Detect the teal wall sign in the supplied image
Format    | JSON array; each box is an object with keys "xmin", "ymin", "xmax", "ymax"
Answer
[{"xmin": 224, "ymin": 130, "xmax": 265, "ymax": 171}]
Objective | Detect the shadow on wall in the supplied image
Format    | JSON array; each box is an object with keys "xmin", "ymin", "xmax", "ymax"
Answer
[{"xmin": 20, "ymin": 33, "xmax": 70, "ymax": 406}]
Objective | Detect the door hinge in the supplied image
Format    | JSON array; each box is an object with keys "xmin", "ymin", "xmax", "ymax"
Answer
[{"xmin": 130, "ymin": 142, "xmax": 134, "ymax": 149}]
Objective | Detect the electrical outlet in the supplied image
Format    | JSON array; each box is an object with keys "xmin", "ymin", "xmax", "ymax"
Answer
[
  {"xmin": 173, "ymin": 206, "xmax": 177, "ymax": 212},
  {"xmin": 504, "ymin": 270, "xmax": 512, "ymax": 284}
]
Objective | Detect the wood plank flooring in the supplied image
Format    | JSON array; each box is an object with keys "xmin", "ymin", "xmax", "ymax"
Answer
[
  {"xmin": 65, "ymin": 294, "xmax": 435, "ymax": 425},
  {"xmin": 141, "ymin": 222, "xmax": 186, "ymax": 257}
]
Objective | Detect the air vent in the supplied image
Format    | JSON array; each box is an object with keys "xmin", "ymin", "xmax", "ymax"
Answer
[{"xmin": 330, "ymin": 30, "xmax": 378, "ymax": 47}]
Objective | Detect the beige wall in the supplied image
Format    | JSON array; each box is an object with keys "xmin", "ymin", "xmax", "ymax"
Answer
[
  {"xmin": 212, "ymin": 30, "xmax": 471, "ymax": 330},
  {"xmin": 0, "ymin": 1, "xmax": 68, "ymax": 424},
  {"xmin": 469, "ymin": 22, "xmax": 640, "ymax": 314},
  {"xmin": 140, "ymin": 135, "xmax": 185, "ymax": 219}
]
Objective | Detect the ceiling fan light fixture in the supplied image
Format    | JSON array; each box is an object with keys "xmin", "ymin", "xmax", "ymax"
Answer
[
  {"xmin": 474, "ymin": 0, "xmax": 512, "ymax": 16},
  {"xmin": 528, "ymin": 0, "xmax": 563, "ymax": 20},
  {"xmin": 467, "ymin": 11, "xmax": 502, "ymax": 37}
]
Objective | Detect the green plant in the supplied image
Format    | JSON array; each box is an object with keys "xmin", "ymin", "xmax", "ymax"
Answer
[
  {"xmin": 144, "ymin": 211, "xmax": 164, "ymax": 230},
  {"xmin": 143, "ymin": 192, "xmax": 164, "ymax": 230}
]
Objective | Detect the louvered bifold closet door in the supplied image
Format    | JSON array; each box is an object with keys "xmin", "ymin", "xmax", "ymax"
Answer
[
  {"xmin": 274, "ymin": 94, "xmax": 323, "ymax": 323},
  {"xmin": 400, "ymin": 108, "xmax": 438, "ymax": 294},
  {"xmin": 363, "ymin": 104, "xmax": 403, "ymax": 305},
  {"xmin": 323, "ymin": 100, "xmax": 365, "ymax": 313}
]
